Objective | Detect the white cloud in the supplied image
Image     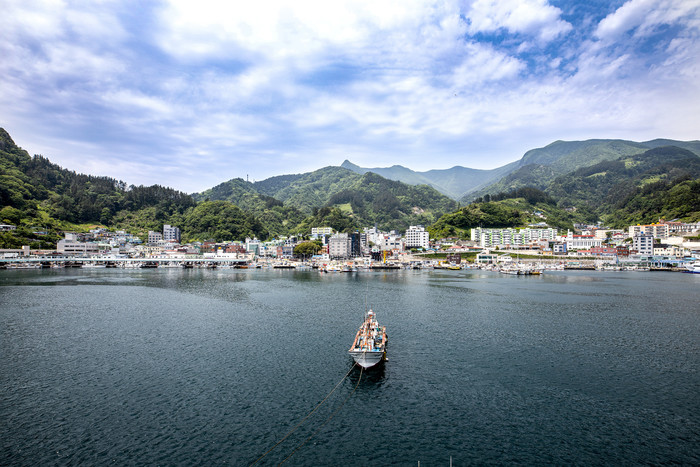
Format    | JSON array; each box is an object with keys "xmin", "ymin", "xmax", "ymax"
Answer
[
  {"xmin": 595, "ymin": 0, "xmax": 700, "ymax": 41},
  {"xmin": 466, "ymin": 0, "xmax": 572, "ymax": 43},
  {"xmin": 154, "ymin": 0, "xmax": 444, "ymax": 62}
]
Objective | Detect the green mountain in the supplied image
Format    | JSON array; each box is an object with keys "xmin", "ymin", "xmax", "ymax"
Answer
[
  {"xmin": 195, "ymin": 166, "xmax": 458, "ymax": 232},
  {"xmin": 4, "ymin": 125, "xmax": 698, "ymax": 246},
  {"xmin": 463, "ymin": 138, "xmax": 700, "ymax": 202},
  {"xmin": 342, "ymin": 139, "xmax": 700, "ymax": 204},
  {"xmin": 547, "ymin": 146, "xmax": 700, "ymax": 227},
  {"xmin": 0, "ymin": 128, "xmax": 263, "ymax": 245},
  {"xmin": 430, "ymin": 145, "xmax": 700, "ymax": 238},
  {"xmin": 341, "ymin": 159, "xmax": 518, "ymax": 200}
]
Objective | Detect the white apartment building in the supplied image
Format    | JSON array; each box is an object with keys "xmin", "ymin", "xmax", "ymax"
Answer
[
  {"xmin": 629, "ymin": 223, "xmax": 669, "ymax": 239},
  {"xmin": 364, "ymin": 227, "xmax": 383, "ymax": 247},
  {"xmin": 328, "ymin": 233, "xmax": 351, "ymax": 259},
  {"xmin": 471, "ymin": 228, "xmax": 558, "ymax": 248},
  {"xmin": 565, "ymin": 230, "xmax": 603, "ymax": 250},
  {"xmin": 57, "ymin": 239, "xmax": 100, "ymax": 255},
  {"xmin": 163, "ymin": 224, "xmax": 181, "ymax": 243},
  {"xmin": 653, "ymin": 244, "xmax": 686, "ymax": 256},
  {"xmin": 404, "ymin": 225, "xmax": 430, "ymax": 249},
  {"xmin": 632, "ymin": 233, "xmax": 654, "ymax": 255}
]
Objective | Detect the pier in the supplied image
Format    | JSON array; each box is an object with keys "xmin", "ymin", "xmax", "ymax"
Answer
[{"xmin": 0, "ymin": 256, "xmax": 249, "ymax": 269}]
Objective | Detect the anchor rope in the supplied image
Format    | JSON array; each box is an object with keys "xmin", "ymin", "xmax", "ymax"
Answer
[
  {"xmin": 279, "ymin": 363, "xmax": 364, "ymax": 465},
  {"xmin": 249, "ymin": 362, "xmax": 359, "ymax": 466}
]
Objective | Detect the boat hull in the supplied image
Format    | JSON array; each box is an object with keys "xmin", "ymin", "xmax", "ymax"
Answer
[{"xmin": 349, "ymin": 350, "xmax": 385, "ymax": 368}]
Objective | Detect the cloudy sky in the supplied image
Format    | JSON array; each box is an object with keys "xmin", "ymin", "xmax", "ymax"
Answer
[{"xmin": 2, "ymin": 0, "xmax": 699, "ymax": 193}]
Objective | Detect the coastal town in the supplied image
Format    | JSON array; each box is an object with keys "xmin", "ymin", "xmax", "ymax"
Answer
[{"xmin": 1, "ymin": 220, "xmax": 699, "ymax": 273}]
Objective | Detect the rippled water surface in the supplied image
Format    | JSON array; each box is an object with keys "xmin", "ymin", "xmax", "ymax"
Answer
[{"xmin": 1, "ymin": 268, "xmax": 699, "ymax": 465}]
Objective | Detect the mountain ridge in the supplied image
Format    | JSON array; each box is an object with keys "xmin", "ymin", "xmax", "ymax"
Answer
[{"xmin": 340, "ymin": 138, "xmax": 700, "ymax": 202}]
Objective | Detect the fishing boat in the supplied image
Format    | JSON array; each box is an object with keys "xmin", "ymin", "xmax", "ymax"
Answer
[{"xmin": 349, "ymin": 310, "xmax": 387, "ymax": 369}]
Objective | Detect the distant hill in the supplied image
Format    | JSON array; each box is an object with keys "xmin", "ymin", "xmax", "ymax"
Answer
[
  {"xmin": 0, "ymin": 128, "xmax": 268, "ymax": 244},
  {"xmin": 340, "ymin": 159, "xmax": 518, "ymax": 200},
  {"xmin": 463, "ymin": 138, "xmax": 700, "ymax": 202},
  {"xmin": 341, "ymin": 139, "xmax": 700, "ymax": 203},
  {"xmin": 546, "ymin": 146, "xmax": 700, "ymax": 227},
  {"xmin": 195, "ymin": 166, "xmax": 458, "ymax": 232}
]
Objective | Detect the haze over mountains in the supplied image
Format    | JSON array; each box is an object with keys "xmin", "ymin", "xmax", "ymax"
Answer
[{"xmin": 341, "ymin": 139, "xmax": 700, "ymax": 202}]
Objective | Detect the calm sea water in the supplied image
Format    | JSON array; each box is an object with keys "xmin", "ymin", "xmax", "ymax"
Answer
[{"xmin": 1, "ymin": 268, "xmax": 699, "ymax": 465}]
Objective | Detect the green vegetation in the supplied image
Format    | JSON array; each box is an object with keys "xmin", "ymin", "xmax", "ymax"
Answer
[
  {"xmin": 428, "ymin": 202, "xmax": 524, "ymax": 239},
  {"xmin": 547, "ymin": 146, "xmax": 700, "ymax": 227},
  {"xmin": 2, "ymin": 126, "xmax": 699, "ymax": 248},
  {"xmin": 197, "ymin": 167, "xmax": 458, "ymax": 233},
  {"xmin": 293, "ymin": 240, "xmax": 323, "ymax": 257}
]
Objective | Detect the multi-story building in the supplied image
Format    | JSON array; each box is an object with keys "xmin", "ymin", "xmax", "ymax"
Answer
[
  {"xmin": 329, "ymin": 233, "xmax": 351, "ymax": 259},
  {"xmin": 661, "ymin": 221, "xmax": 700, "ymax": 235},
  {"xmin": 329, "ymin": 233, "xmax": 361, "ymax": 259},
  {"xmin": 615, "ymin": 245, "xmax": 630, "ymax": 257},
  {"xmin": 552, "ymin": 242, "xmax": 567, "ymax": 254},
  {"xmin": 653, "ymin": 244, "xmax": 685, "ymax": 257},
  {"xmin": 148, "ymin": 231, "xmax": 163, "ymax": 244},
  {"xmin": 311, "ymin": 227, "xmax": 333, "ymax": 237},
  {"xmin": 629, "ymin": 223, "xmax": 669, "ymax": 239},
  {"xmin": 245, "ymin": 237, "xmax": 261, "ymax": 256},
  {"xmin": 471, "ymin": 228, "xmax": 558, "ymax": 248},
  {"xmin": 163, "ymin": 224, "xmax": 181, "ymax": 243},
  {"xmin": 57, "ymin": 233, "xmax": 101, "ymax": 255},
  {"xmin": 565, "ymin": 230, "xmax": 602, "ymax": 250},
  {"xmin": 378, "ymin": 233, "xmax": 404, "ymax": 252},
  {"xmin": 632, "ymin": 234, "xmax": 654, "ymax": 255},
  {"xmin": 363, "ymin": 226, "xmax": 383, "ymax": 247},
  {"xmin": 404, "ymin": 225, "xmax": 430, "ymax": 250}
]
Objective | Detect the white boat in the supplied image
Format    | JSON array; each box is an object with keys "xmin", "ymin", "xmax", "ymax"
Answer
[
  {"xmin": 349, "ymin": 310, "xmax": 387, "ymax": 369},
  {"xmin": 684, "ymin": 261, "xmax": 700, "ymax": 274}
]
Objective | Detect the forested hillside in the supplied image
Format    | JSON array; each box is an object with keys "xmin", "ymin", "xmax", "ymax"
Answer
[
  {"xmin": 2, "ymin": 126, "xmax": 698, "ymax": 247},
  {"xmin": 195, "ymin": 167, "xmax": 458, "ymax": 232},
  {"xmin": 431, "ymin": 146, "xmax": 700, "ymax": 238},
  {"xmin": 547, "ymin": 146, "xmax": 700, "ymax": 227}
]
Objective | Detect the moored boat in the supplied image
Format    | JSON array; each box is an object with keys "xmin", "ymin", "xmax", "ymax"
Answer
[{"xmin": 349, "ymin": 310, "xmax": 387, "ymax": 369}]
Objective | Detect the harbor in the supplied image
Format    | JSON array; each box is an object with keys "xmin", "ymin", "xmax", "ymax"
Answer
[{"xmin": 1, "ymin": 267, "xmax": 698, "ymax": 465}]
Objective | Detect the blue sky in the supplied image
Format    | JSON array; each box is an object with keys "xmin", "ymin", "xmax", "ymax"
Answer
[{"xmin": 2, "ymin": 0, "xmax": 699, "ymax": 193}]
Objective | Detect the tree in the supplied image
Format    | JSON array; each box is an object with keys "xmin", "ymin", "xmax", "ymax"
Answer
[{"xmin": 294, "ymin": 241, "xmax": 322, "ymax": 257}]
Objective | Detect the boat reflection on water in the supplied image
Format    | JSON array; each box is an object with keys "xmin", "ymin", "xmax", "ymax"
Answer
[{"xmin": 348, "ymin": 360, "xmax": 386, "ymax": 389}]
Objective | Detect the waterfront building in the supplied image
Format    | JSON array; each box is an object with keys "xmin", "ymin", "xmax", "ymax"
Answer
[
  {"xmin": 586, "ymin": 246, "xmax": 618, "ymax": 257},
  {"xmin": 404, "ymin": 225, "xmax": 430, "ymax": 250},
  {"xmin": 472, "ymin": 227, "xmax": 558, "ymax": 248},
  {"xmin": 57, "ymin": 238, "xmax": 100, "ymax": 255},
  {"xmin": 378, "ymin": 233, "xmax": 404, "ymax": 252},
  {"xmin": 616, "ymin": 245, "xmax": 630, "ymax": 257},
  {"xmin": 632, "ymin": 233, "xmax": 654, "ymax": 255},
  {"xmin": 629, "ymin": 223, "xmax": 669, "ymax": 239},
  {"xmin": 148, "ymin": 231, "xmax": 163, "ymax": 244},
  {"xmin": 653, "ymin": 243, "xmax": 686, "ymax": 257},
  {"xmin": 328, "ymin": 233, "xmax": 361, "ymax": 259},
  {"xmin": 163, "ymin": 224, "xmax": 181, "ymax": 243},
  {"xmin": 245, "ymin": 237, "xmax": 261, "ymax": 256},
  {"xmin": 329, "ymin": 233, "xmax": 351, "ymax": 259},
  {"xmin": 552, "ymin": 242, "xmax": 567, "ymax": 254},
  {"xmin": 475, "ymin": 252, "xmax": 498, "ymax": 264},
  {"xmin": 565, "ymin": 230, "xmax": 602, "ymax": 250}
]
